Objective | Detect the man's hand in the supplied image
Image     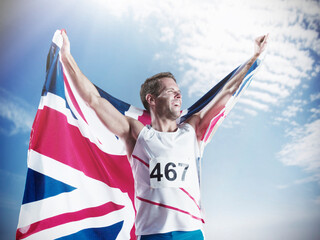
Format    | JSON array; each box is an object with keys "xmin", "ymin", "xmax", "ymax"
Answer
[
  {"xmin": 254, "ymin": 34, "xmax": 268, "ymax": 56},
  {"xmin": 61, "ymin": 29, "xmax": 70, "ymax": 56}
]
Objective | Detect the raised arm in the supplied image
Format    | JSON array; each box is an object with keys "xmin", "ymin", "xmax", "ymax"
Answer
[
  {"xmin": 187, "ymin": 34, "xmax": 268, "ymax": 140},
  {"xmin": 60, "ymin": 30, "xmax": 143, "ymax": 150}
]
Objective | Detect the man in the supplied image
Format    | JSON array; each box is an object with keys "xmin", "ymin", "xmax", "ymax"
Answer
[{"xmin": 60, "ymin": 30, "xmax": 268, "ymax": 239}]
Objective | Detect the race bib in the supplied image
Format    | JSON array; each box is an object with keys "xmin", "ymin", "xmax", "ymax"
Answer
[{"xmin": 149, "ymin": 157, "xmax": 190, "ymax": 188}]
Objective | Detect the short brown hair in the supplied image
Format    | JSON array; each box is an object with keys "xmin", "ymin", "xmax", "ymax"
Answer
[{"xmin": 140, "ymin": 72, "xmax": 176, "ymax": 112}]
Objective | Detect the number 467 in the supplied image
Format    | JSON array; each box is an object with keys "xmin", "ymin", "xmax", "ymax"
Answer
[{"xmin": 150, "ymin": 162, "xmax": 189, "ymax": 182}]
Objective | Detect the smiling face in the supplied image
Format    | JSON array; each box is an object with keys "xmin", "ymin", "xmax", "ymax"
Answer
[{"xmin": 154, "ymin": 77, "xmax": 182, "ymax": 120}]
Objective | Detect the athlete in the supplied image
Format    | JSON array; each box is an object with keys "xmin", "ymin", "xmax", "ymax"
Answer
[{"xmin": 60, "ymin": 30, "xmax": 268, "ymax": 239}]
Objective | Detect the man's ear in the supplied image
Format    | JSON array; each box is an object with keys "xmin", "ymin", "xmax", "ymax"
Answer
[{"xmin": 146, "ymin": 94, "xmax": 155, "ymax": 108}]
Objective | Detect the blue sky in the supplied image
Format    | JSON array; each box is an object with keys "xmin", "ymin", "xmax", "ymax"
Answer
[{"xmin": 1, "ymin": 0, "xmax": 320, "ymax": 239}]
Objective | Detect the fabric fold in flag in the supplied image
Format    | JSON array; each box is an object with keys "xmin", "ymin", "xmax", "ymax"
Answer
[{"xmin": 16, "ymin": 30, "xmax": 262, "ymax": 240}]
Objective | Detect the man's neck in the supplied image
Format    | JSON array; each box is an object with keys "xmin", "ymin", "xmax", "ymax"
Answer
[{"xmin": 150, "ymin": 116, "xmax": 178, "ymax": 132}]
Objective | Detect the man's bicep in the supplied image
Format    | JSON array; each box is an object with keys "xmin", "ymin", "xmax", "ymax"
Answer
[
  {"xmin": 189, "ymin": 98, "xmax": 226, "ymax": 141},
  {"xmin": 93, "ymin": 96, "xmax": 131, "ymax": 138},
  {"xmin": 94, "ymin": 98, "xmax": 144, "ymax": 142}
]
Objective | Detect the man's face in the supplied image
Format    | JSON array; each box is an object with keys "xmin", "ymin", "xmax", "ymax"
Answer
[{"xmin": 154, "ymin": 77, "xmax": 182, "ymax": 120}]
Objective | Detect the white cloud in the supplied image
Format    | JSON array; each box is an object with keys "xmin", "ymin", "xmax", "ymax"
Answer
[
  {"xmin": 92, "ymin": 0, "xmax": 319, "ymax": 118},
  {"xmin": 282, "ymin": 105, "xmax": 303, "ymax": 118},
  {"xmin": 310, "ymin": 107, "xmax": 320, "ymax": 114},
  {"xmin": 294, "ymin": 174, "xmax": 320, "ymax": 185},
  {"xmin": 243, "ymin": 108, "xmax": 258, "ymax": 117},
  {"xmin": 251, "ymin": 80, "xmax": 290, "ymax": 99},
  {"xmin": 245, "ymin": 90, "xmax": 278, "ymax": 104},
  {"xmin": 159, "ymin": 27, "xmax": 174, "ymax": 43},
  {"xmin": 310, "ymin": 106, "xmax": 320, "ymax": 120},
  {"xmin": 277, "ymin": 118, "xmax": 320, "ymax": 203},
  {"xmin": 0, "ymin": 88, "xmax": 34, "ymax": 135},
  {"xmin": 310, "ymin": 93, "xmax": 320, "ymax": 102},
  {"xmin": 238, "ymin": 98, "xmax": 270, "ymax": 111},
  {"xmin": 277, "ymin": 119, "xmax": 320, "ymax": 174}
]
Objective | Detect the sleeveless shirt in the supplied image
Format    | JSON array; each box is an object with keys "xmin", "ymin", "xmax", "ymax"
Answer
[{"xmin": 131, "ymin": 123, "xmax": 204, "ymax": 236}]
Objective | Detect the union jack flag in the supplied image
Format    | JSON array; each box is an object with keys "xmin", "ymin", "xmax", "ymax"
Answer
[{"xmin": 16, "ymin": 30, "xmax": 262, "ymax": 239}]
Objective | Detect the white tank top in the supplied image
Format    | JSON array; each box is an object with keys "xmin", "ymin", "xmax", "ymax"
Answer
[{"xmin": 131, "ymin": 123, "xmax": 204, "ymax": 236}]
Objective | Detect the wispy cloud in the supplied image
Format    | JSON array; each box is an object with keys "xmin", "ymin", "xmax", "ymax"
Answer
[
  {"xmin": 282, "ymin": 105, "xmax": 303, "ymax": 118},
  {"xmin": 310, "ymin": 106, "xmax": 320, "ymax": 119},
  {"xmin": 277, "ymin": 119, "xmax": 320, "ymax": 183},
  {"xmin": 276, "ymin": 172, "xmax": 320, "ymax": 204},
  {"xmin": 294, "ymin": 174, "xmax": 320, "ymax": 185},
  {"xmin": 0, "ymin": 88, "xmax": 34, "ymax": 135},
  {"xmin": 310, "ymin": 93, "xmax": 320, "ymax": 102},
  {"xmin": 93, "ymin": 0, "xmax": 320, "ymax": 120}
]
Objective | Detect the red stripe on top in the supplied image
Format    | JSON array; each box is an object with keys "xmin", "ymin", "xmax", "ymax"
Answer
[
  {"xmin": 16, "ymin": 201, "xmax": 124, "ymax": 239},
  {"xmin": 179, "ymin": 188, "xmax": 201, "ymax": 211},
  {"xmin": 132, "ymin": 155, "xmax": 149, "ymax": 168},
  {"xmin": 201, "ymin": 110, "xmax": 225, "ymax": 142},
  {"xmin": 62, "ymin": 70, "xmax": 88, "ymax": 124},
  {"xmin": 29, "ymin": 107, "xmax": 134, "ymax": 202},
  {"xmin": 136, "ymin": 196, "xmax": 204, "ymax": 223},
  {"xmin": 137, "ymin": 110, "xmax": 151, "ymax": 126}
]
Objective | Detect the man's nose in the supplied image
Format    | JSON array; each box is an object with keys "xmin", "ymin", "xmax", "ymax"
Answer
[{"xmin": 174, "ymin": 91, "xmax": 181, "ymax": 98}]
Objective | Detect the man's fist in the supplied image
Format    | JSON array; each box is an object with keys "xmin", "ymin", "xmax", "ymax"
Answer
[
  {"xmin": 254, "ymin": 34, "xmax": 269, "ymax": 56},
  {"xmin": 61, "ymin": 29, "xmax": 70, "ymax": 56}
]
